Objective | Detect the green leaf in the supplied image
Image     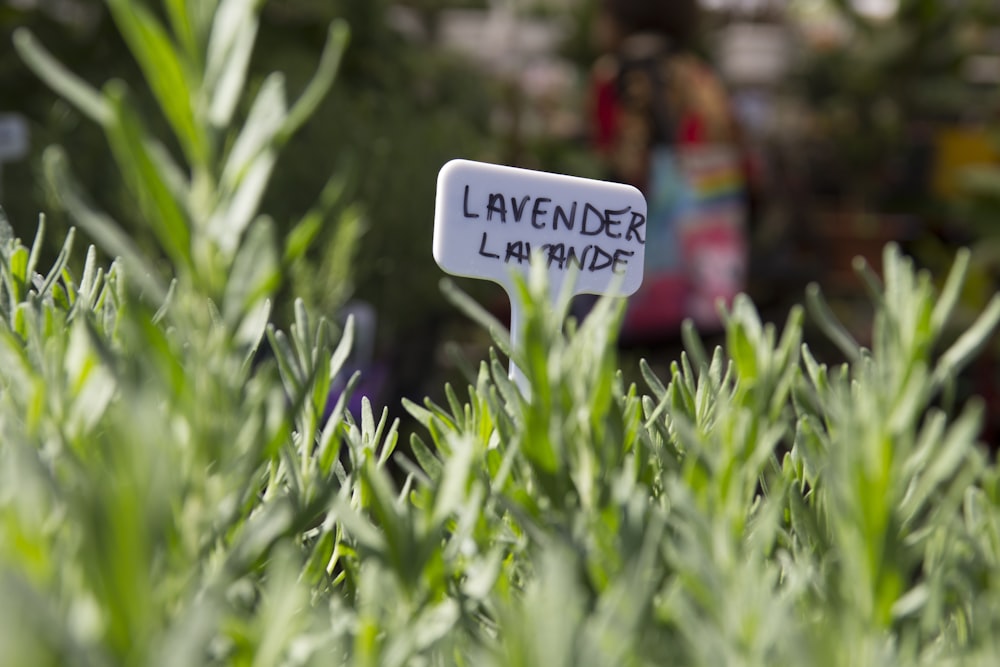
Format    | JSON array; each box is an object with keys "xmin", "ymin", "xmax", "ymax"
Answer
[
  {"xmin": 900, "ymin": 402, "xmax": 983, "ymax": 526},
  {"xmin": 228, "ymin": 499, "xmax": 295, "ymax": 572},
  {"xmin": 0, "ymin": 206, "xmax": 14, "ymax": 248},
  {"xmin": 283, "ymin": 207, "xmax": 324, "ymax": 266},
  {"xmin": 681, "ymin": 318, "xmax": 709, "ymax": 371},
  {"xmin": 13, "ymin": 29, "xmax": 111, "ymax": 125},
  {"xmin": 208, "ymin": 73, "xmax": 285, "ymax": 253},
  {"xmin": 164, "ymin": 0, "xmax": 201, "ymax": 65},
  {"xmin": 727, "ymin": 318, "xmax": 759, "ymax": 383},
  {"xmin": 329, "ymin": 314, "xmax": 355, "ymax": 384},
  {"xmin": 890, "ymin": 584, "xmax": 929, "ymax": 620},
  {"xmin": 223, "ymin": 215, "xmax": 280, "ymax": 322},
  {"xmin": 806, "ymin": 283, "xmax": 861, "ymax": 362},
  {"xmin": 410, "ymin": 433, "xmax": 444, "ymax": 482},
  {"xmin": 24, "ymin": 216, "xmax": 45, "ymax": 287},
  {"xmin": 36, "ymin": 227, "xmax": 74, "ymax": 298},
  {"xmin": 431, "ymin": 436, "xmax": 475, "ymax": 525},
  {"xmin": 42, "ymin": 148, "xmax": 167, "ymax": 302},
  {"xmin": 8, "ymin": 246, "xmax": 27, "ymax": 300},
  {"xmin": 204, "ymin": 0, "xmax": 259, "ymax": 127},
  {"xmin": 64, "ymin": 321, "xmax": 115, "ymax": 435},
  {"xmin": 932, "ymin": 293, "xmax": 1000, "ymax": 388},
  {"xmin": 103, "ymin": 82, "xmax": 192, "ymax": 273},
  {"xmin": 462, "ymin": 549, "xmax": 504, "ymax": 600},
  {"xmin": 106, "ymin": 0, "xmax": 209, "ymax": 167},
  {"xmin": 279, "ymin": 20, "xmax": 350, "ymax": 143},
  {"xmin": 283, "ymin": 168, "xmax": 352, "ymax": 265},
  {"xmin": 640, "ymin": 357, "xmax": 667, "ymax": 401},
  {"xmin": 235, "ymin": 297, "xmax": 271, "ymax": 366},
  {"xmin": 441, "ymin": 278, "xmax": 513, "ymax": 359},
  {"xmin": 267, "ymin": 326, "xmax": 305, "ymax": 393}
]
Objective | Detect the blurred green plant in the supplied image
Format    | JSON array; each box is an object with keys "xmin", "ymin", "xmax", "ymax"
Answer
[
  {"xmin": 13, "ymin": 0, "xmax": 355, "ymax": 317},
  {"xmin": 266, "ymin": 0, "xmax": 500, "ymax": 386},
  {"xmin": 1, "ymin": 0, "xmax": 498, "ymax": 376},
  {"xmin": 5, "ymin": 0, "xmax": 1000, "ymax": 664},
  {"xmin": 397, "ymin": 246, "xmax": 1000, "ymax": 665},
  {"xmin": 8, "ymin": 196, "xmax": 1000, "ymax": 664},
  {"xmin": 0, "ymin": 204, "xmax": 390, "ymax": 665},
  {"xmin": 795, "ymin": 0, "xmax": 999, "ymax": 211}
]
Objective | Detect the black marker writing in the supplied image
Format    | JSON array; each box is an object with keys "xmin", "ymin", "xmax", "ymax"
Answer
[
  {"xmin": 612, "ymin": 248, "xmax": 634, "ymax": 274},
  {"xmin": 487, "ymin": 193, "xmax": 507, "ymax": 222},
  {"xmin": 625, "ymin": 211, "xmax": 645, "ymax": 243},
  {"xmin": 531, "ymin": 197, "xmax": 551, "ymax": 230},
  {"xmin": 553, "ymin": 202, "xmax": 576, "ymax": 231},
  {"xmin": 505, "ymin": 240, "xmax": 532, "ymax": 264},
  {"xmin": 579, "ymin": 203, "xmax": 606, "ymax": 236},
  {"xmin": 511, "ymin": 195, "xmax": 530, "ymax": 222},
  {"xmin": 465, "ymin": 186, "xmax": 644, "ymax": 244},
  {"xmin": 604, "ymin": 207, "xmax": 630, "ymax": 239},
  {"xmin": 463, "ymin": 185, "xmax": 479, "ymax": 219},
  {"xmin": 475, "ymin": 233, "xmax": 634, "ymax": 275},
  {"xmin": 478, "ymin": 231, "xmax": 499, "ymax": 259}
]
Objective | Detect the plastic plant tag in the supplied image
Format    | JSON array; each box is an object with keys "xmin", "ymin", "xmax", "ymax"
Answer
[{"xmin": 434, "ymin": 159, "xmax": 647, "ymax": 390}]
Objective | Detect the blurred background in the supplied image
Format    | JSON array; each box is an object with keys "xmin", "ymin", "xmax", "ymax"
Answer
[{"xmin": 2, "ymin": 0, "xmax": 1000, "ymax": 434}]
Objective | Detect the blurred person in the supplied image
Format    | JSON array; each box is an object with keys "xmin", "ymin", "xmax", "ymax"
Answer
[{"xmin": 589, "ymin": 0, "xmax": 750, "ymax": 340}]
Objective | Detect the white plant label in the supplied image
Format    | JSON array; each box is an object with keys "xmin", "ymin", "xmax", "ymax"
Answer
[
  {"xmin": 434, "ymin": 159, "xmax": 646, "ymax": 297},
  {"xmin": 433, "ymin": 159, "xmax": 647, "ymax": 391}
]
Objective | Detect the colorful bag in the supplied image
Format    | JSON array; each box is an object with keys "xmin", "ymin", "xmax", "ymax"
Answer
[
  {"xmin": 622, "ymin": 143, "xmax": 747, "ymax": 338},
  {"xmin": 592, "ymin": 38, "xmax": 748, "ymax": 341}
]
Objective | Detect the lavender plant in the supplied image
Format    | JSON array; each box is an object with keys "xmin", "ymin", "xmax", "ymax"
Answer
[{"xmin": 2, "ymin": 1, "xmax": 1000, "ymax": 666}]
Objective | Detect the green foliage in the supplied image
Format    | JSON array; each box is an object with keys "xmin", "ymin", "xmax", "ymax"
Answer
[
  {"xmin": 4, "ymin": 1, "xmax": 1000, "ymax": 665},
  {"xmin": 794, "ymin": 0, "xmax": 1000, "ymax": 209},
  {"xmin": 1, "ymin": 0, "xmax": 499, "ymax": 355},
  {"xmin": 278, "ymin": 0, "xmax": 500, "ymax": 345},
  {"xmin": 5, "ymin": 196, "xmax": 1000, "ymax": 664},
  {"xmin": 402, "ymin": 245, "xmax": 1000, "ymax": 666},
  {"xmin": 0, "ymin": 206, "xmax": 385, "ymax": 665},
  {"xmin": 13, "ymin": 0, "xmax": 355, "ymax": 313}
]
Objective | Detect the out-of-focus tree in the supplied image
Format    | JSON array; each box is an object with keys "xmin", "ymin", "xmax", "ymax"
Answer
[{"xmin": 795, "ymin": 0, "xmax": 1000, "ymax": 211}]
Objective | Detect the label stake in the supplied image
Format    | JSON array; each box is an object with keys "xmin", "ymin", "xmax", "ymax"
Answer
[{"xmin": 433, "ymin": 159, "xmax": 647, "ymax": 394}]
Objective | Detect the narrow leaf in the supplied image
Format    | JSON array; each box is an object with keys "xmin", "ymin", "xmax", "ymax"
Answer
[{"xmin": 13, "ymin": 29, "xmax": 111, "ymax": 124}]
